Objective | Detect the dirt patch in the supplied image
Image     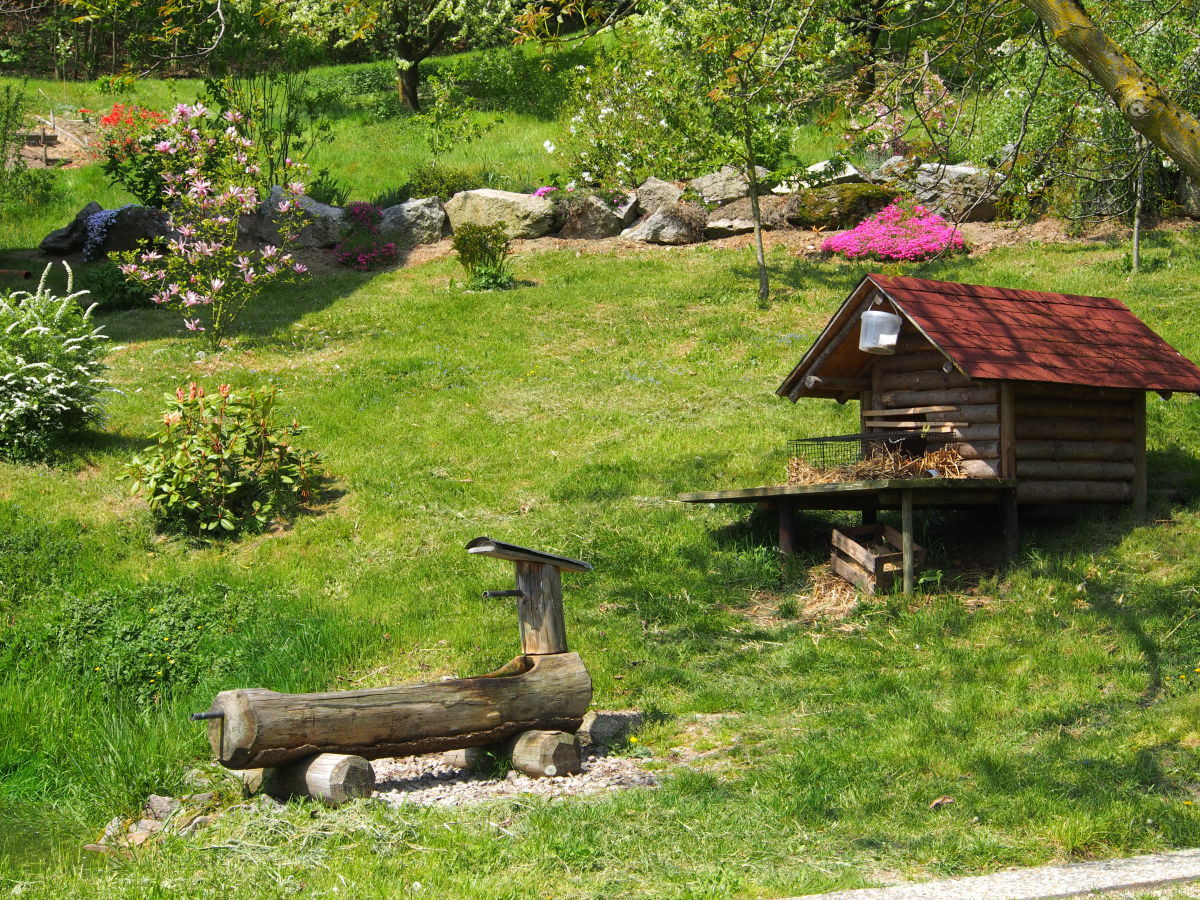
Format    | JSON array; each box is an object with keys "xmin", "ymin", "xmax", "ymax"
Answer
[{"xmin": 735, "ymin": 564, "xmax": 860, "ymax": 628}]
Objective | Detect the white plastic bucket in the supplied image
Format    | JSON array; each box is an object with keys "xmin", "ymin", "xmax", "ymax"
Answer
[{"xmin": 859, "ymin": 310, "xmax": 902, "ymax": 354}]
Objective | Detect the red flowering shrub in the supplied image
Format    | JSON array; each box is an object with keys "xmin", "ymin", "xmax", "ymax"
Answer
[
  {"xmin": 821, "ymin": 198, "xmax": 966, "ymax": 262},
  {"xmin": 94, "ymin": 103, "xmax": 171, "ymax": 207},
  {"xmin": 332, "ymin": 202, "xmax": 399, "ymax": 271}
]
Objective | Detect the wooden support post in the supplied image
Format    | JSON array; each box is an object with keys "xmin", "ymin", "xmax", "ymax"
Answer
[
  {"xmin": 901, "ymin": 489, "xmax": 914, "ymax": 595},
  {"xmin": 999, "ymin": 383, "xmax": 1016, "ymax": 479},
  {"xmin": 1132, "ymin": 391, "xmax": 1147, "ymax": 519},
  {"xmin": 515, "ymin": 561, "xmax": 568, "ymax": 655},
  {"xmin": 778, "ymin": 502, "xmax": 796, "ymax": 556},
  {"xmin": 509, "ymin": 730, "xmax": 582, "ymax": 777},
  {"xmin": 1003, "ymin": 488, "xmax": 1019, "ymax": 567},
  {"xmin": 258, "ymin": 753, "xmax": 375, "ymax": 806}
]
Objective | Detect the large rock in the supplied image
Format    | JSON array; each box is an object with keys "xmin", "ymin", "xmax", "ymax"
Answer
[
  {"xmin": 97, "ymin": 205, "xmax": 174, "ymax": 254},
  {"xmin": 910, "ymin": 163, "xmax": 1002, "ymax": 223},
  {"xmin": 634, "ymin": 176, "xmax": 683, "ymax": 216},
  {"xmin": 621, "ymin": 202, "xmax": 706, "ymax": 245},
  {"xmin": 1179, "ymin": 177, "xmax": 1200, "ymax": 219},
  {"xmin": 775, "ymin": 159, "xmax": 866, "ymax": 194},
  {"xmin": 783, "ymin": 183, "xmax": 895, "ymax": 228},
  {"xmin": 39, "ymin": 201, "xmax": 102, "ymax": 254},
  {"xmin": 688, "ymin": 165, "xmax": 771, "ymax": 205},
  {"xmin": 706, "ymin": 196, "xmax": 789, "ymax": 231},
  {"xmin": 559, "ymin": 195, "xmax": 627, "ymax": 239},
  {"xmin": 378, "ymin": 197, "xmax": 446, "ymax": 246},
  {"xmin": 704, "ymin": 216, "xmax": 755, "ymax": 238},
  {"xmin": 254, "ymin": 186, "xmax": 349, "ymax": 248},
  {"xmin": 444, "ymin": 188, "xmax": 557, "ymax": 239}
]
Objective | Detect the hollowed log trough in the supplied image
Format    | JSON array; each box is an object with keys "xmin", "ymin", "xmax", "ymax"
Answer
[{"xmin": 205, "ymin": 651, "xmax": 592, "ymax": 769}]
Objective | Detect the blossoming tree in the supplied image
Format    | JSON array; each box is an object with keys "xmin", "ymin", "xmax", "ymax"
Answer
[{"xmin": 114, "ymin": 103, "xmax": 309, "ymax": 349}]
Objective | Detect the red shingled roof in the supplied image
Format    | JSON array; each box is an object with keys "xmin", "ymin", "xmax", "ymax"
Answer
[{"xmin": 870, "ymin": 274, "xmax": 1200, "ymax": 392}]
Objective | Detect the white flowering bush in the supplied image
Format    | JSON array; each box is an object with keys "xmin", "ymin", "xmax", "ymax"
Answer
[{"xmin": 0, "ymin": 264, "xmax": 109, "ymax": 460}]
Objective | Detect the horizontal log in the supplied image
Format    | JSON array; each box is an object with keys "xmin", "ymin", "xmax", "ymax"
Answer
[
  {"xmin": 924, "ymin": 424, "xmax": 1001, "ymax": 441},
  {"xmin": 928, "ymin": 404, "xmax": 999, "ymax": 425},
  {"xmin": 945, "ymin": 440, "xmax": 1000, "ymax": 459},
  {"xmin": 876, "ymin": 370, "xmax": 976, "ymax": 392},
  {"xmin": 1014, "ymin": 383, "xmax": 1141, "ymax": 403},
  {"xmin": 961, "ymin": 458, "xmax": 1002, "ymax": 478},
  {"xmin": 259, "ymin": 753, "xmax": 375, "ymax": 806},
  {"xmin": 862, "ymin": 405, "xmax": 957, "ymax": 416},
  {"xmin": 804, "ymin": 375, "xmax": 870, "ymax": 391},
  {"xmin": 871, "ymin": 351, "xmax": 950, "ymax": 374},
  {"xmin": 894, "ymin": 334, "xmax": 937, "ymax": 354},
  {"xmin": 1015, "ymin": 439, "xmax": 1135, "ymax": 461},
  {"xmin": 1016, "ymin": 460, "xmax": 1136, "ymax": 481},
  {"xmin": 205, "ymin": 652, "xmax": 592, "ymax": 769},
  {"xmin": 863, "ymin": 420, "xmax": 968, "ymax": 430},
  {"xmin": 880, "ymin": 386, "xmax": 999, "ymax": 408},
  {"xmin": 510, "ymin": 730, "xmax": 582, "ymax": 778},
  {"xmin": 1015, "ymin": 419, "xmax": 1136, "ymax": 441},
  {"xmin": 1015, "ymin": 398, "xmax": 1134, "ymax": 421},
  {"xmin": 1017, "ymin": 480, "xmax": 1132, "ymax": 503}
]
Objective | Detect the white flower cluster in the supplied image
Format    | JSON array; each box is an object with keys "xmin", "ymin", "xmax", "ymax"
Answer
[{"xmin": 0, "ymin": 263, "xmax": 109, "ymax": 459}]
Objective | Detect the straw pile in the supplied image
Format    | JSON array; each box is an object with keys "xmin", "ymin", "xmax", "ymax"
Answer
[{"xmin": 787, "ymin": 444, "xmax": 967, "ymax": 486}]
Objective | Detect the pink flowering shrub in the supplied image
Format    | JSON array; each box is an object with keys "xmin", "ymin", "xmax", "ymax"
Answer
[
  {"xmin": 332, "ymin": 202, "xmax": 398, "ymax": 271},
  {"xmin": 821, "ymin": 199, "xmax": 965, "ymax": 262},
  {"xmin": 112, "ymin": 103, "xmax": 309, "ymax": 348}
]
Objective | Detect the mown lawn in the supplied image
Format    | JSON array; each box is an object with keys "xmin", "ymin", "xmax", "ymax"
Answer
[{"xmin": 1, "ymin": 226, "xmax": 1200, "ymax": 897}]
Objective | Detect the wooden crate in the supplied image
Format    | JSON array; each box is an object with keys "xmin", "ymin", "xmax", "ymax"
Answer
[{"xmin": 830, "ymin": 524, "xmax": 925, "ymax": 594}]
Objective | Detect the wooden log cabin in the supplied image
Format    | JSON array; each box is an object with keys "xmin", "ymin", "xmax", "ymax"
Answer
[{"xmin": 776, "ymin": 274, "xmax": 1200, "ymax": 514}]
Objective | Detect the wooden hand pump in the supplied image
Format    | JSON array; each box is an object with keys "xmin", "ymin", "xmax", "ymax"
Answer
[{"xmin": 193, "ymin": 536, "xmax": 593, "ymax": 769}]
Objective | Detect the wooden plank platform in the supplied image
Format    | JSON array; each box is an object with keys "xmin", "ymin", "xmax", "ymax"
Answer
[{"xmin": 679, "ymin": 477, "xmax": 1015, "ymax": 508}]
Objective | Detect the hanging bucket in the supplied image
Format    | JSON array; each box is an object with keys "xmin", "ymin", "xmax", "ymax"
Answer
[{"xmin": 859, "ymin": 310, "xmax": 902, "ymax": 354}]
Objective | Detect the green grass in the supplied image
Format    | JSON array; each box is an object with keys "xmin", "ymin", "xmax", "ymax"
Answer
[{"xmin": 1, "ymin": 226, "xmax": 1200, "ymax": 896}]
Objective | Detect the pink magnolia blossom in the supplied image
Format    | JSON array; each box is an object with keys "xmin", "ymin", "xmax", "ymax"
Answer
[{"xmin": 183, "ymin": 318, "xmax": 204, "ymax": 332}]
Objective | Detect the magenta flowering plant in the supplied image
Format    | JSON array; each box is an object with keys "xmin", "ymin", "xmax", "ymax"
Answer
[
  {"xmin": 821, "ymin": 199, "xmax": 965, "ymax": 262},
  {"xmin": 532, "ymin": 185, "xmax": 558, "ymax": 198},
  {"xmin": 331, "ymin": 202, "xmax": 399, "ymax": 271},
  {"xmin": 112, "ymin": 103, "xmax": 310, "ymax": 349}
]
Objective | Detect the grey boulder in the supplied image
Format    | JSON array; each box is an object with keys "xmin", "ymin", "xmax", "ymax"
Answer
[
  {"xmin": 704, "ymin": 216, "xmax": 756, "ymax": 238},
  {"xmin": 911, "ymin": 163, "xmax": 1002, "ymax": 223},
  {"xmin": 634, "ymin": 176, "xmax": 684, "ymax": 215},
  {"xmin": 688, "ymin": 165, "xmax": 771, "ymax": 205},
  {"xmin": 444, "ymin": 188, "xmax": 557, "ymax": 238},
  {"xmin": 560, "ymin": 195, "xmax": 627, "ymax": 239},
  {"xmin": 255, "ymin": 186, "xmax": 349, "ymax": 248},
  {"xmin": 379, "ymin": 197, "xmax": 446, "ymax": 246},
  {"xmin": 98, "ymin": 206, "xmax": 174, "ymax": 254},
  {"xmin": 621, "ymin": 202, "xmax": 706, "ymax": 245},
  {"xmin": 1180, "ymin": 177, "xmax": 1200, "ymax": 219},
  {"xmin": 39, "ymin": 201, "xmax": 102, "ymax": 254}
]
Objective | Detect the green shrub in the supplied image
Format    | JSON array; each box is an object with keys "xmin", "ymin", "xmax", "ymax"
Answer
[
  {"xmin": 403, "ymin": 163, "xmax": 492, "ymax": 201},
  {"xmin": 0, "ymin": 84, "xmax": 60, "ymax": 212},
  {"xmin": 122, "ymin": 383, "xmax": 326, "ymax": 536},
  {"xmin": 452, "ymin": 222, "xmax": 515, "ymax": 290},
  {"xmin": 0, "ymin": 263, "xmax": 109, "ymax": 460},
  {"xmin": 79, "ymin": 260, "xmax": 153, "ymax": 311}
]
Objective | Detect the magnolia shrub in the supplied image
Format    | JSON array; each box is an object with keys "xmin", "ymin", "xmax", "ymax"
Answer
[{"xmin": 0, "ymin": 264, "xmax": 109, "ymax": 459}]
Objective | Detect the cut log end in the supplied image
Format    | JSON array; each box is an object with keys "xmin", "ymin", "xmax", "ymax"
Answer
[
  {"xmin": 256, "ymin": 753, "xmax": 375, "ymax": 806},
  {"xmin": 509, "ymin": 730, "xmax": 582, "ymax": 778}
]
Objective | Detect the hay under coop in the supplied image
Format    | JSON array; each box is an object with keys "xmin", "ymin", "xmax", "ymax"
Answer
[{"xmin": 786, "ymin": 432, "xmax": 968, "ymax": 486}]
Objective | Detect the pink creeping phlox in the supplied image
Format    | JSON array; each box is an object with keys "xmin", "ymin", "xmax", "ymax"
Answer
[
  {"xmin": 821, "ymin": 199, "xmax": 965, "ymax": 262},
  {"xmin": 113, "ymin": 105, "xmax": 311, "ymax": 348},
  {"xmin": 332, "ymin": 203, "xmax": 398, "ymax": 271}
]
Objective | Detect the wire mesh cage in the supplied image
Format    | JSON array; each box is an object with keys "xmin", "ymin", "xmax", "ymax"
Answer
[{"xmin": 787, "ymin": 431, "xmax": 925, "ymax": 471}]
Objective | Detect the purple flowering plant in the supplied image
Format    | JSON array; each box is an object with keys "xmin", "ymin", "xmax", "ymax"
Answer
[
  {"xmin": 821, "ymin": 198, "xmax": 965, "ymax": 262},
  {"xmin": 332, "ymin": 202, "xmax": 398, "ymax": 271},
  {"xmin": 112, "ymin": 103, "xmax": 310, "ymax": 349}
]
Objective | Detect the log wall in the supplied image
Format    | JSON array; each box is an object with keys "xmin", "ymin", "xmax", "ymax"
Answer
[{"xmin": 859, "ymin": 328, "xmax": 1145, "ymax": 507}]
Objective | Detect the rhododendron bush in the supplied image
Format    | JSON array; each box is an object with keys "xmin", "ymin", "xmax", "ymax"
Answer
[
  {"xmin": 113, "ymin": 103, "xmax": 309, "ymax": 349},
  {"xmin": 94, "ymin": 103, "xmax": 171, "ymax": 207},
  {"xmin": 822, "ymin": 199, "xmax": 965, "ymax": 262}
]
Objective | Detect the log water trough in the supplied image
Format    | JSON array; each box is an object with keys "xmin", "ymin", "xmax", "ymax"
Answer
[{"xmin": 192, "ymin": 537, "xmax": 593, "ymax": 803}]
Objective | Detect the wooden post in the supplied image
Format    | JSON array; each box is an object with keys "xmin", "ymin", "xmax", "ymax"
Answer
[
  {"xmin": 901, "ymin": 489, "xmax": 914, "ymax": 595},
  {"xmin": 1132, "ymin": 391, "xmax": 1147, "ymax": 518},
  {"xmin": 509, "ymin": 730, "xmax": 582, "ymax": 777},
  {"xmin": 999, "ymin": 383, "xmax": 1016, "ymax": 478},
  {"xmin": 1003, "ymin": 488, "xmax": 1019, "ymax": 567},
  {"xmin": 777, "ymin": 502, "xmax": 796, "ymax": 556},
  {"xmin": 515, "ymin": 561, "xmax": 567, "ymax": 655},
  {"xmin": 259, "ymin": 753, "xmax": 375, "ymax": 806}
]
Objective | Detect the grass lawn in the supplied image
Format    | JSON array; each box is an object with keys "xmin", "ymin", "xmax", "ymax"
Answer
[{"xmin": 1, "ymin": 224, "xmax": 1200, "ymax": 897}]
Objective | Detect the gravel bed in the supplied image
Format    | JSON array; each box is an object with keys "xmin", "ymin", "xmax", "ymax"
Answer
[{"xmin": 372, "ymin": 751, "xmax": 657, "ymax": 807}]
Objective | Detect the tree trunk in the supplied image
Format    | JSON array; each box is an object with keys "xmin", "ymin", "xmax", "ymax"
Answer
[
  {"xmin": 1019, "ymin": 0, "xmax": 1200, "ymax": 182},
  {"xmin": 398, "ymin": 63, "xmax": 421, "ymax": 111},
  {"xmin": 743, "ymin": 123, "xmax": 769, "ymax": 302}
]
